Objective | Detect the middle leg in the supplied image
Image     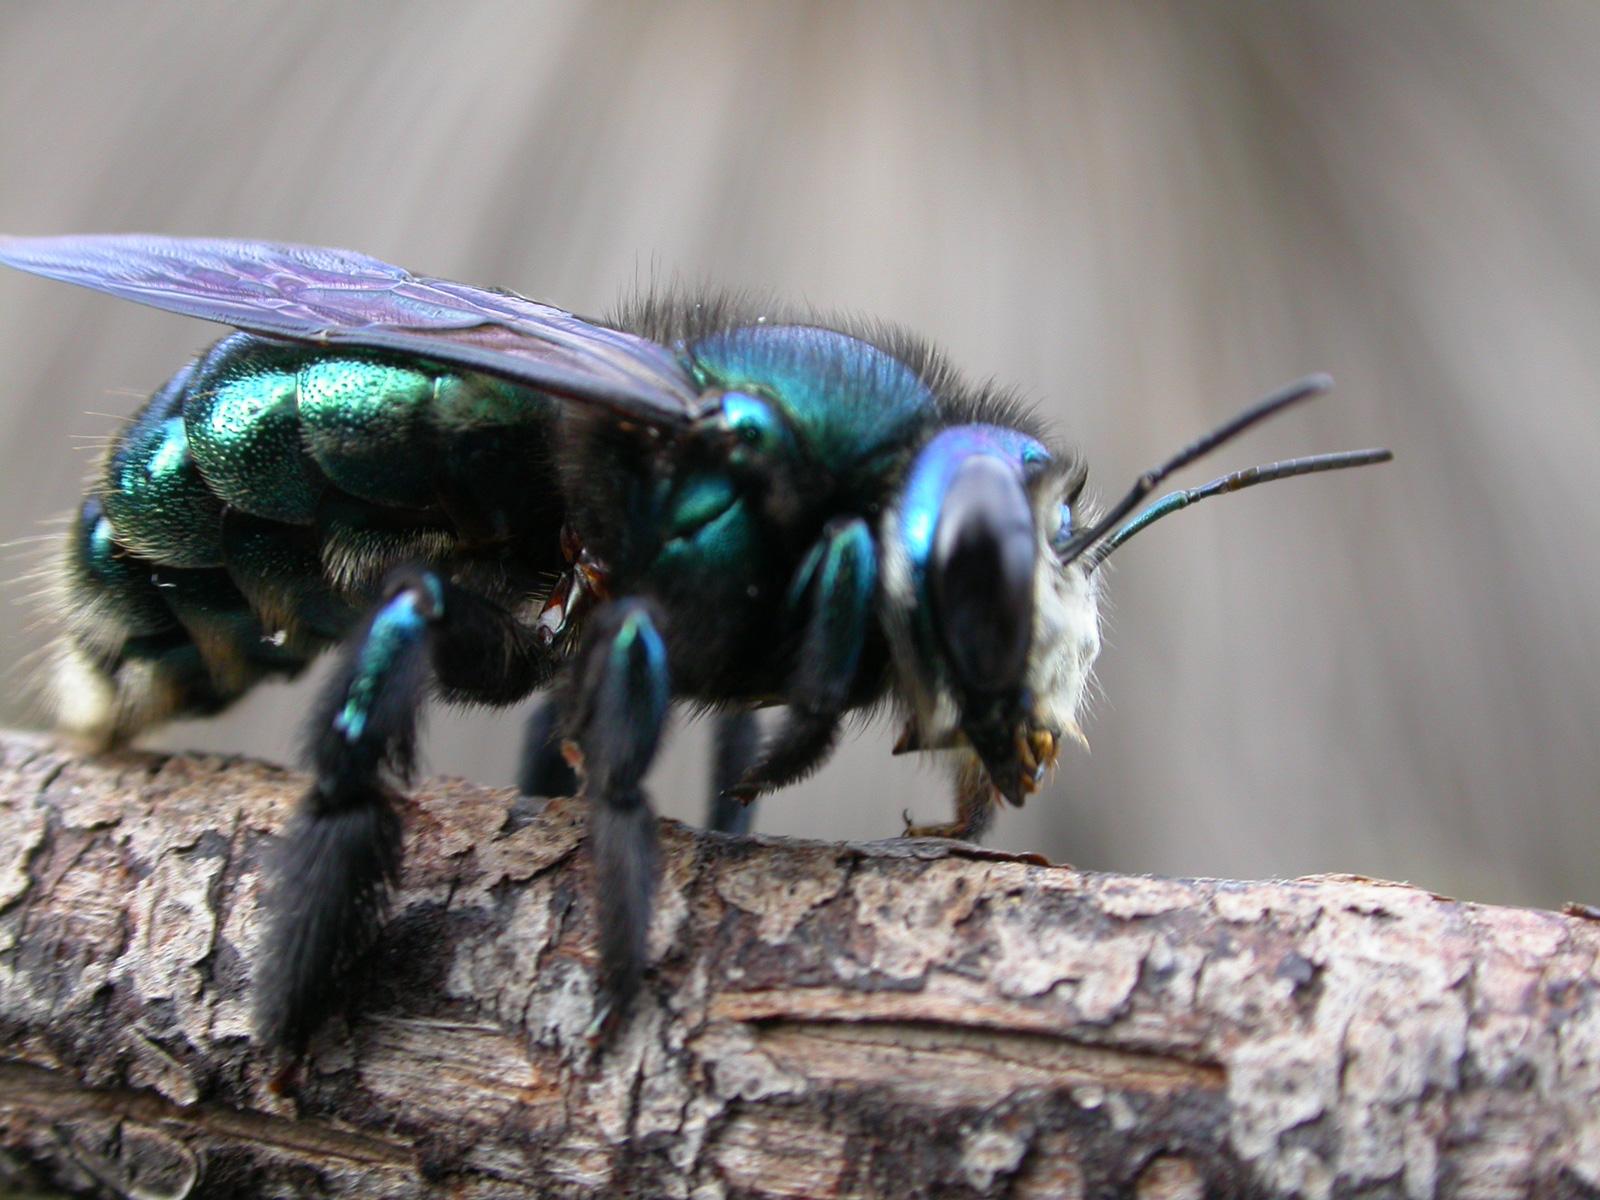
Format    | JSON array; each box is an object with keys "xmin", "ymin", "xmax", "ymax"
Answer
[
  {"xmin": 725, "ymin": 517, "xmax": 877, "ymax": 804},
  {"xmin": 523, "ymin": 698, "xmax": 759, "ymax": 834}
]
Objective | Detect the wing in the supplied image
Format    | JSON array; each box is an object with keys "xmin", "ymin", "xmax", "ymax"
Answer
[{"xmin": 0, "ymin": 233, "xmax": 709, "ymax": 426}]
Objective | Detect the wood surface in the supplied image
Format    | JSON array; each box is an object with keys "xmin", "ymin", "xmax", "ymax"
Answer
[{"xmin": 0, "ymin": 730, "xmax": 1597, "ymax": 1198}]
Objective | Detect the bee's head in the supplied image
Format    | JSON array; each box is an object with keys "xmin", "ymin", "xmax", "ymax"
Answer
[
  {"xmin": 881, "ymin": 375, "xmax": 1393, "ymax": 809},
  {"xmin": 882, "ymin": 426, "xmax": 1100, "ymax": 806}
]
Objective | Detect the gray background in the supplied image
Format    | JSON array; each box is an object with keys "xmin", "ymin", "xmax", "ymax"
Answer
[{"xmin": 1, "ymin": 2, "xmax": 1595, "ymax": 910}]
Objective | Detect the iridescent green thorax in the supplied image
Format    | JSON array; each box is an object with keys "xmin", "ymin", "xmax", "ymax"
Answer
[
  {"xmin": 650, "ymin": 481, "xmax": 759, "ymax": 585},
  {"xmin": 686, "ymin": 326, "xmax": 936, "ymax": 475}
]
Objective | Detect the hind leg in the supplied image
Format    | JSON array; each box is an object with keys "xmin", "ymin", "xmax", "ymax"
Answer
[
  {"xmin": 256, "ymin": 566, "xmax": 555, "ymax": 1055},
  {"xmin": 562, "ymin": 597, "xmax": 673, "ymax": 1037}
]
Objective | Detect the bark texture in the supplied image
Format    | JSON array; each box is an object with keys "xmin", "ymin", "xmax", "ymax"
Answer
[{"xmin": 0, "ymin": 730, "xmax": 1597, "ymax": 1199}]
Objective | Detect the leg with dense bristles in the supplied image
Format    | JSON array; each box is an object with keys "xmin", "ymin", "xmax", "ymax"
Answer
[
  {"xmin": 727, "ymin": 518, "xmax": 877, "ymax": 804},
  {"xmin": 563, "ymin": 597, "xmax": 672, "ymax": 1035},
  {"xmin": 256, "ymin": 567, "xmax": 556, "ymax": 1056}
]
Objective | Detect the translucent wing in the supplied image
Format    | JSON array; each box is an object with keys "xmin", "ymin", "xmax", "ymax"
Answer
[{"xmin": 0, "ymin": 233, "xmax": 708, "ymax": 426}]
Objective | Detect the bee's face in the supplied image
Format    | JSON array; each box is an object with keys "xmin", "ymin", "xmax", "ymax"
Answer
[
  {"xmin": 882, "ymin": 428, "xmax": 1101, "ymax": 803},
  {"xmin": 1020, "ymin": 473, "xmax": 1101, "ymax": 783}
]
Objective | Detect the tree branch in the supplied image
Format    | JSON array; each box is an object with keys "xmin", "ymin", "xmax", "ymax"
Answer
[{"xmin": 0, "ymin": 730, "xmax": 1597, "ymax": 1198}]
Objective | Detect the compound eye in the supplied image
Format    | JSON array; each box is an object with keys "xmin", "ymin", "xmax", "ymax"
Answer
[
  {"xmin": 1049, "ymin": 501, "xmax": 1073, "ymax": 554},
  {"xmin": 930, "ymin": 456, "xmax": 1036, "ymax": 696}
]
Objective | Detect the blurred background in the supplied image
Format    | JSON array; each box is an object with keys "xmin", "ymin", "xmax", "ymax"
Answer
[{"xmin": 0, "ymin": 2, "xmax": 1594, "ymax": 910}]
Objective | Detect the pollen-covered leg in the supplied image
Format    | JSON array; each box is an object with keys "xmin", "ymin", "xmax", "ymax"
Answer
[
  {"xmin": 257, "ymin": 567, "xmax": 557, "ymax": 1054},
  {"xmin": 728, "ymin": 518, "xmax": 876, "ymax": 803},
  {"xmin": 564, "ymin": 598, "xmax": 671, "ymax": 1035},
  {"xmin": 518, "ymin": 696, "xmax": 579, "ymax": 797}
]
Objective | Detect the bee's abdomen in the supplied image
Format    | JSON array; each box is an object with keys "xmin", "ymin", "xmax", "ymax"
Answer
[
  {"xmin": 50, "ymin": 333, "xmax": 563, "ymax": 747},
  {"xmin": 50, "ymin": 491, "xmax": 325, "ymax": 747}
]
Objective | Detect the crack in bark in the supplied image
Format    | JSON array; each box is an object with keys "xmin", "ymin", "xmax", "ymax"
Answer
[{"xmin": 1, "ymin": 1061, "xmax": 413, "ymax": 1167}]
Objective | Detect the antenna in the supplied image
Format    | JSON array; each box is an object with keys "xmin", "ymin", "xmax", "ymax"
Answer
[
  {"xmin": 1055, "ymin": 374, "xmax": 1335, "ymax": 567},
  {"xmin": 1083, "ymin": 448, "xmax": 1393, "ymax": 572}
]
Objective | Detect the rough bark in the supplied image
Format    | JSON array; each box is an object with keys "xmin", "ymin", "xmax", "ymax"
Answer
[{"xmin": 0, "ymin": 730, "xmax": 1597, "ymax": 1199}]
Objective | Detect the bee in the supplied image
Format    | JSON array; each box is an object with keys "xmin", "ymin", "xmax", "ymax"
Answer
[{"xmin": 0, "ymin": 235, "xmax": 1390, "ymax": 1054}]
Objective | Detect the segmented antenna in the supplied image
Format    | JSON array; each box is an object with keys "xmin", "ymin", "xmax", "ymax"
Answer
[
  {"xmin": 1083, "ymin": 448, "xmax": 1393, "ymax": 572},
  {"xmin": 1054, "ymin": 374, "xmax": 1335, "ymax": 567}
]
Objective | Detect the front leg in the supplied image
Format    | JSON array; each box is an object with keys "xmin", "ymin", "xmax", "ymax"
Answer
[
  {"xmin": 564, "ymin": 598, "xmax": 672, "ymax": 1035},
  {"xmin": 726, "ymin": 517, "xmax": 877, "ymax": 803},
  {"xmin": 903, "ymin": 726, "xmax": 1066, "ymax": 841},
  {"xmin": 256, "ymin": 567, "xmax": 555, "ymax": 1056},
  {"xmin": 903, "ymin": 757, "xmax": 999, "ymax": 842}
]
